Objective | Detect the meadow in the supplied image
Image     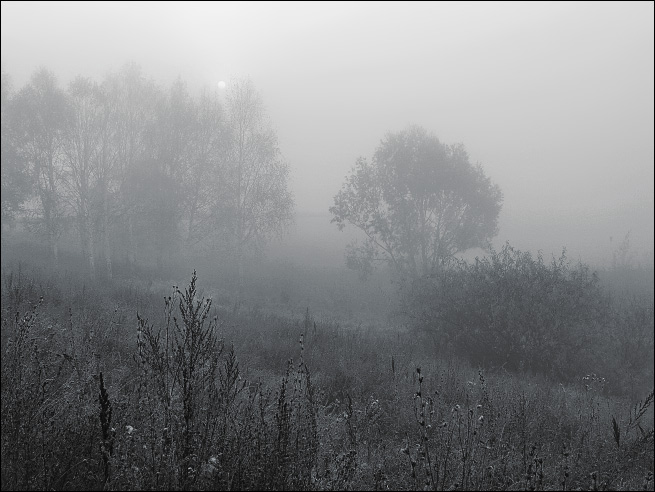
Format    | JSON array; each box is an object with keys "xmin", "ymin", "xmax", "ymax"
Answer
[{"xmin": 1, "ymin": 239, "xmax": 653, "ymax": 491}]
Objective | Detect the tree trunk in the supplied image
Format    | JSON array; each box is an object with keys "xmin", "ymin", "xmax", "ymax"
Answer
[
  {"xmin": 46, "ymin": 154, "xmax": 59, "ymax": 268},
  {"xmin": 80, "ymin": 190, "xmax": 96, "ymax": 279},
  {"xmin": 127, "ymin": 215, "xmax": 136, "ymax": 266},
  {"xmin": 103, "ymin": 221, "xmax": 112, "ymax": 280},
  {"xmin": 102, "ymin": 188, "xmax": 112, "ymax": 280},
  {"xmin": 50, "ymin": 231, "xmax": 59, "ymax": 268},
  {"xmin": 87, "ymin": 227, "xmax": 96, "ymax": 279},
  {"xmin": 237, "ymin": 246, "xmax": 244, "ymax": 300},
  {"xmin": 44, "ymin": 203, "xmax": 59, "ymax": 268}
]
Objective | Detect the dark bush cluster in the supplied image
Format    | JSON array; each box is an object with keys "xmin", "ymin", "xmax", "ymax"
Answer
[{"xmin": 408, "ymin": 243, "xmax": 654, "ymax": 395}]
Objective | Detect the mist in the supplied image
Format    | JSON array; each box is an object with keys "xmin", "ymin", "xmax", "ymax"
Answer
[
  {"xmin": 2, "ymin": 3, "xmax": 654, "ymax": 490},
  {"xmin": 2, "ymin": 1, "xmax": 653, "ymax": 268}
]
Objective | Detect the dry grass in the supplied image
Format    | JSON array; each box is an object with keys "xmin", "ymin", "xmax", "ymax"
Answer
[{"xmin": 1, "ymin": 267, "xmax": 653, "ymax": 490}]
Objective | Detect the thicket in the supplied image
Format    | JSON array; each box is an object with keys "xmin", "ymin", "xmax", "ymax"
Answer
[
  {"xmin": 1, "ymin": 263, "xmax": 653, "ymax": 490},
  {"xmin": 408, "ymin": 243, "xmax": 654, "ymax": 397}
]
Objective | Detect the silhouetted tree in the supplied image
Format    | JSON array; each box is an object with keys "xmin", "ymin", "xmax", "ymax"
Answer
[{"xmin": 330, "ymin": 125, "xmax": 502, "ymax": 283}]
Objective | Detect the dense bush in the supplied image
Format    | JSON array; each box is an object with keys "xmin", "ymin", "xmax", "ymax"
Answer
[{"xmin": 408, "ymin": 243, "xmax": 653, "ymax": 394}]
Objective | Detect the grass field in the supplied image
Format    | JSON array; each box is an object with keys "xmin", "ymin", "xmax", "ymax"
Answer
[{"xmin": 1, "ymin": 241, "xmax": 653, "ymax": 490}]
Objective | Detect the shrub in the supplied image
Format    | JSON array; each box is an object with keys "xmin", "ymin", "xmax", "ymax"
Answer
[{"xmin": 408, "ymin": 243, "xmax": 611, "ymax": 381}]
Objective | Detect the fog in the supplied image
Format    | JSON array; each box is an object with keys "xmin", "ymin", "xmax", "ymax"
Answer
[
  {"xmin": 2, "ymin": 0, "xmax": 653, "ymax": 267},
  {"xmin": 2, "ymin": 6, "xmax": 654, "ymax": 486}
]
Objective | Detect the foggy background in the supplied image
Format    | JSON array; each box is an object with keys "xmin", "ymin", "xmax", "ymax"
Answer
[{"xmin": 2, "ymin": 0, "xmax": 653, "ymax": 268}]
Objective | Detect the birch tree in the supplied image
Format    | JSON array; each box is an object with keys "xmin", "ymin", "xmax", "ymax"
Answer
[
  {"xmin": 224, "ymin": 78, "xmax": 294, "ymax": 291},
  {"xmin": 1, "ymin": 70, "xmax": 30, "ymax": 225},
  {"xmin": 63, "ymin": 76, "xmax": 105, "ymax": 277},
  {"xmin": 10, "ymin": 68, "xmax": 70, "ymax": 265},
  {"xmin": 105, "ymin": 63, "xmax": 158, "ymax": 267}
]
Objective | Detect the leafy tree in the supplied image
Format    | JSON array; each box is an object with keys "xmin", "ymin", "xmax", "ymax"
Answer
[
  {"xmin": 63, "ymin": 76, "xmax": 105, "ymax": 277},
  {"xmin": 181, "ymin": 87, "xmax": 228, "ymax": 250},
  {"xmin": 1, "ymin": 70, "xmax": 31, "ymax": 225},
  {"xmin": 93, "ymin": 74, "xmax": 122, "ymax": 279},
  {"xmin": 140, "ymin": 78, "xmax": 196, "ymax": 270},
  {"xmin": 9, "ymin": 68, "xmax": 71, "ymax": 265},
  {"xmin": 330, "ymin": 125, "xmax": 502, "ymax": 282},
  {"xmin": 104, "ymin": 63, "xmax": 159, "ymax": 268},
  {"xmin": 153, "ymin": 82, "xmax": 228, "ymax": 251},
  {"xmin": 223, "ymin": 78, "xmax": 294, "ymax": 291}
]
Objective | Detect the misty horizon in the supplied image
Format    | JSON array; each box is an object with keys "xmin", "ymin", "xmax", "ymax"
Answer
[{"xmin": 2, "ymin": 1, "xmax": 654, "ymax": 269}]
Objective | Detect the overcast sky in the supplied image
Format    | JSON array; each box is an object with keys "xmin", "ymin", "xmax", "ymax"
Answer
[{"xmin": 2, "ymin": 1, "xmax": 653, "ymax": 267}]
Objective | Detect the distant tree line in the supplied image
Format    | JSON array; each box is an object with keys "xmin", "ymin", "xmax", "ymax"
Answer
[{"xmin": 1, "ymin": 65, "xmax": 294, "ymax": 283}]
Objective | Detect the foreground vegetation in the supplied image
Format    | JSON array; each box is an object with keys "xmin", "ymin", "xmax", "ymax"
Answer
[{"xmin": 1, "ymin": 249, "xmax": 653, "ymax": 490}]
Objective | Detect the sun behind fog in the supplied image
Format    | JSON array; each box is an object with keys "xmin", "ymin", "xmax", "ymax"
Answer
[{"xmin": 218, "ymin": 81, "xmax": 226, "ymax": 89}]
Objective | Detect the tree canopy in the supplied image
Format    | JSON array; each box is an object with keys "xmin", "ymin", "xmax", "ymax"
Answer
[
  {"xmin": 330, "ymin": 125, "xmax": 502, "ymax": 282},
  {"xmin": 1, "ymin": 66, "xmax": 293, "ymax": 283}
]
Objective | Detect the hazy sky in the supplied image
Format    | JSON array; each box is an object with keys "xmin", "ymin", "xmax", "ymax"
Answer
[{"xmin": 2, "ymin": 1, "xmax": 653, "ymax": 267}]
